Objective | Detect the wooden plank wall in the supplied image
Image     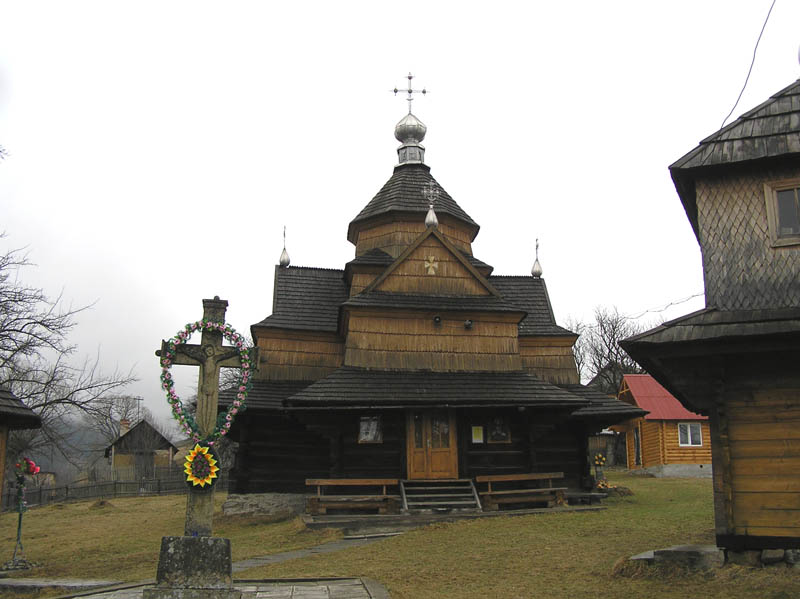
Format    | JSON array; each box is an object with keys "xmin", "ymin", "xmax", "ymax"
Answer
[
  {"xmin": 344, "ymin": 310, "xmax": 522, "ymax": 371},
  {"xmin": 375, "ymin": 237, "xmax": 489, "ymax": 296},
  {"xmin": 728, "ymin": 389, "xmax": 800, "ymax": 538},
  {"xmin": 256, "ymin": 330, "xmax": 344, "ymax": 381},
  {"xmin": 641, "ymin": 420, "xmax": 663, "ymax": 467},
  {"xmin": 356, "ymin": 219, "xmax": 473, "ymax": 258},
  {"xmin": 350, "ymin": 272, "xmax": 381, "ymax": 296},
  {"xmin": 518, "ymin": 337, "xmax": 580, "ymax": 385},
  {"xmin": 662, "ymin": 421, "xmax": 713, "ymax": 464}
]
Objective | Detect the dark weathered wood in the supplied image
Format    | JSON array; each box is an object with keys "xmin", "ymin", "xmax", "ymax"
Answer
[{"xmin": 475, "ymin": 472, "xmax": 564, "ymax": 483}]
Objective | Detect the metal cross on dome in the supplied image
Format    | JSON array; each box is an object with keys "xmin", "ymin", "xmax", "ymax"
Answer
[
  {"xmin": 422, "ymin": 180, "xmax": 439, "ymax": 205},
  {"xmin": 392, "ymin": 72, "xmax": 428, "ymax": 114}
]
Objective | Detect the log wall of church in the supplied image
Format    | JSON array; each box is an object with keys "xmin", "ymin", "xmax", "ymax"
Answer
[
  {"xmin": 255, "ymin": 330, "xmax": 343, "ymax": 381},
  {"xmin": 356, "ymin": 219, "xmax": 473, "ymax": 258},
  {"xmin": 518, "ymin": 337, "xmax": 580, "ymax": 385},
  {"xmin": 344, "ymin": 309, "xmax": 522, "ymax": 371},
  {"xmin": 230, "ymin": 413, "xmax": 331, "ymax": 493},
  {"xmin": 458, "ymin": 409, "xmax": 587, "ymax": 488},
  {"xmin": 375, "ymin": 237, "xmax": 490, "ymax": 296}
]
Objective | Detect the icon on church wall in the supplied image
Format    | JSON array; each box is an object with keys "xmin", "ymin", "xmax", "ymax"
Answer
[
  {"xmin": 487, "ymin": 416, "xmax": 511, "ymax": 443},
  {"xmin": 358, "ymin": 416, "xmax": 383, "ymax": 443}
]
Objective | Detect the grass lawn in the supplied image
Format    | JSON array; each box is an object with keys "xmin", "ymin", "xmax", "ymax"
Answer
[
  {"xmin": 0, "ymin": 491, "xmax": 338, "ymax": 584},
  {"xmin": 1, "ymin": 472, "xmax": 798, "ymax": 598}
]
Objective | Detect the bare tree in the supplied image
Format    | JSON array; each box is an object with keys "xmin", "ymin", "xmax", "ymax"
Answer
[
  {"xmin": 1, "ymin": 240, "xmax": 135, "ymax": 469},
  {"xmin": 570, "ymin": 306, "xmax": 646, "ymax": 394}
]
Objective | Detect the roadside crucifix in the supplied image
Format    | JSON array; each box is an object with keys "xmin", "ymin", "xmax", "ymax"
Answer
[{"xmin": 156, "ymin": 297, "xmax": 258, "ymax": 537}]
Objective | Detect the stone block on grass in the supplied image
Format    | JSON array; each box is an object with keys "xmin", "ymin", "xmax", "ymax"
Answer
[{"xmin": 143, "ymin": 536, "xmax": 241, "ymax": 599}]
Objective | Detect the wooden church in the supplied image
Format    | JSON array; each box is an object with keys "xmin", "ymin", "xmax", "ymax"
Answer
[{"xmin": 224, "ymin": 96, "xmax": 643, "ymax": 509}]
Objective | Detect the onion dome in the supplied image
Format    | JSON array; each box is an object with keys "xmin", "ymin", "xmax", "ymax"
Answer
[
  {"xmin": 279, "ymin": 247, "xmax": 290, "ymax": 268},
  {"xmin": 531, "ymin": 238, "xmax": 542, "ymax": 278},
  {"xmin": 531, "ymin": 258, "xmax": 542, "ymax": 278},
  {"xmin": 425, "ymin": 204, "xmax": 439, "ymax": 228},
  {"xmin": 395, "ymin": 113, "xmax": 427, "ymax": 144},
  {"xmin": 395, "ymin": 112, "xmax": 426, "ymax": 165}
]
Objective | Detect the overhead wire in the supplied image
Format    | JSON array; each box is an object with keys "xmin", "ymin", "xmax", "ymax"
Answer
[{"xmin": 720, "ymin": 0, "xmax": 777, "ymax": 129}]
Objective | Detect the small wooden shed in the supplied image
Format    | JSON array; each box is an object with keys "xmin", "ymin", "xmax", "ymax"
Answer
[
  {"xmin": 0, "ymin": 387, "xmax": 41, "ymax": 486},
  {"xmin": 104, "ymin": 420, "xmax": 178, "ymax": 479},
  {"xmin": 615, "ymin": 374, "xmax": 711, "ymax": 476}
]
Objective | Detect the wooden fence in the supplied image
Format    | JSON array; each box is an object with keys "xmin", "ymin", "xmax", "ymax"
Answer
[{"xmin": 1, "ymin": 471, "xmax": 229, "ymax": 511}]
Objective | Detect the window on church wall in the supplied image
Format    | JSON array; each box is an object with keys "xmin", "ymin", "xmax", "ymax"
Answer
[
  {"xmin": 358, "ymin": 416, "xmax": 383, "ymax": 444},
  {"xmin": 764, "ymin": 179, "xmax": 800, "ymax": 247},
  {"xmin": 678, "ymin": 422, "xmax": 702, "ymax": 447}
]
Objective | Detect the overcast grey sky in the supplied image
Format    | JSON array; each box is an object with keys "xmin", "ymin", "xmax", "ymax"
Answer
[{"xmin": 1, "ymin": 1, "xmax": 798, "ymax": 423}]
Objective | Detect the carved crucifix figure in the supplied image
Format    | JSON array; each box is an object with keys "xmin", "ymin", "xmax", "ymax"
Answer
[{"xmin": 156, "ymin": 297, "xmax": 258, "ymax": 537}]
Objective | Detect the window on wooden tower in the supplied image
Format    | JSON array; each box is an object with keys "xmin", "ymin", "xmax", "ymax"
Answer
[
  {"xmin": 678, "ymin": 422, "xmax": 702, "ymax": 447},
  {"xmin": 764, "ymin": 179, "xmax": 800, "ymax": 246}
]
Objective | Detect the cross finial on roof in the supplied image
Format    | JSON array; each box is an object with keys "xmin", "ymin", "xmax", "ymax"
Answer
[
  {"xmin": 392, "ymin": 72, "xmax": 427, "ymax": 114},
  {"xmin": 531, "ymin": 238, "xmax": 543, "ymax": 278},
  {"xmin": 279, "ymin": 225, "xmax": 290, "ymax": 268},
  {"xmin": 422, "ymin": 180, "xmax": 439, "ymax": 206}
]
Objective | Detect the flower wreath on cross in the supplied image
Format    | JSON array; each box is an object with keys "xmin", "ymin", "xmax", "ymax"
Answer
[{"xmin": 159, "ymin": 319, "xmax": 252, "ymax": 446}]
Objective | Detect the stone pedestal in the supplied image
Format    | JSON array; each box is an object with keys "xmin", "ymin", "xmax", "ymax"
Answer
[{"xmin": 143, "ymin": 536, "xmax": 241, "ymax": 599}]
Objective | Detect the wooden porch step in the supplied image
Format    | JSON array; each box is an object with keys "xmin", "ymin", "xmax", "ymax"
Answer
[
  {"xmin": 404, "ymin": 485, "xmax": 472, "ymax": 491},
  {"xmin": 405, "ymin": 493, "xmax": 475, "ymax": 499},
  {"xmin": 407, "ymin": 500, "xmax": 478, "ymax": 506}
]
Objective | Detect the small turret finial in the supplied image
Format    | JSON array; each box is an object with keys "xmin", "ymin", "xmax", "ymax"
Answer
[
  {"xmin": 423, "ymin": 181, "xmax": 439, "ymax": 228},
  {"xmin": 531, "ymin": 238, "xmax": 543, "ymax": 278},
  {"xmin": 279, "ymin": 226, "xmax": 290, "ymax": 267}
]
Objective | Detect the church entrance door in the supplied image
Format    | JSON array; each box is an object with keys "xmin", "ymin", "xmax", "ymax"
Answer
[{"xmin": 406, "ymin": 410, "xmax": 458, "ymax": 479}]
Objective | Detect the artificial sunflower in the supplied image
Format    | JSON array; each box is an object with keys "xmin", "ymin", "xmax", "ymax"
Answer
[{"xmin": 184, "ymin": 444, "xmax": 220, "ymax": 488}]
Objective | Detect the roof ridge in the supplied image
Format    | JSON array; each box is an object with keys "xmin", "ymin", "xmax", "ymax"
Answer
[{"xmin": 282, "ymin": 265, "xmax": 344, "ymax": 274}]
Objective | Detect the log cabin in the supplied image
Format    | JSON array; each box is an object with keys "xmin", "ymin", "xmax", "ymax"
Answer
[
  {"xmin": 614, "ymin": 374, "xmax": 711, "ymax": 476},
  {"xmin": 224, "ymin": 107, "xmax": 644, "ymax": 512},
  {"xmin": 622, "ymin": 79, "xmax": 800, "ymax": 550}
]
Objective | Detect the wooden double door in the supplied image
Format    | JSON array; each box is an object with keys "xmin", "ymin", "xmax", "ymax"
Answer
[{"xmin": 406, "ymin": 410, "xmax": 458, "ymax": 479}]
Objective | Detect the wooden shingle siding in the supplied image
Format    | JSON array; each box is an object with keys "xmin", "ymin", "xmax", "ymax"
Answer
[
  {"xmin": 344, "ymin": 311, "xmax": 521, "ymax": 371},
  {"xmin": 256, "ymin": 330, "xmax": 344, "ymax": 381},
  {"xmin": 727, "ymin": 389, "xmax": 800, "ymax": 537},
  {"xmin": 695, "ymin": 163, "xmax": 800, "ymax": 311},
  {"xmin": 518, "ymin": 337, "xmax": 579, "ymax": 385},
  {"xmin": 375, "ymin": 238, "xmax": 490, "ymax": 296},
  {"xmin": 356, "ymin": 219, "xmax": 472, "ymax": 257}
]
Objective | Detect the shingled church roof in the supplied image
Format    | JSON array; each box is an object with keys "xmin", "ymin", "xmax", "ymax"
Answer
[
  {"xmin": 254, "ymin": 265, "xmax": 573, "ymax": 338},
  {"xmin": 490, "ymin": 276, "xmax": 575, "ymax": 336},
  {"xmin": 0, "ymin": 387, "xmax": 41, "ymax": 430},
  {"xmin": 253, "ymin": 266, "xmax": 347, "ymax": 333},
  {"xmin": 670, "ymin": 78, "xmax": 800, "ymax": 239},
  {"xmin": 347, "ymin": 163, "xmax": 479, "ymax": 243},
  {"xmin": 283, "ymin": 367, "xmax": 588, "ymax": 409}
]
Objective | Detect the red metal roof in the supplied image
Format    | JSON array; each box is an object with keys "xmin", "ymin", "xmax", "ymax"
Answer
[{"xmin": 621, "ymin": 374, "xmax": 707, "ymax": 421}]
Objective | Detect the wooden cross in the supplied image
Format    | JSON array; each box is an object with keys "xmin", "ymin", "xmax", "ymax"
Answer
[
  {"xmin": 392, "ymin": 72, "xmax": 428, "ymax": 114},
  {"xmin": 156, "ymin": 296, "xmax": 259, "ymax": 537}
]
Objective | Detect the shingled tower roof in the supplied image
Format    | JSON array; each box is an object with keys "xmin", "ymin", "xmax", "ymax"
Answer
[
  {"xmin": 347, "ymin": 163, "xmax": 479, "ymax": 244},
  {"xmin": 670, "ymin": 78, "xmax": 800, "ymax": 239}
]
